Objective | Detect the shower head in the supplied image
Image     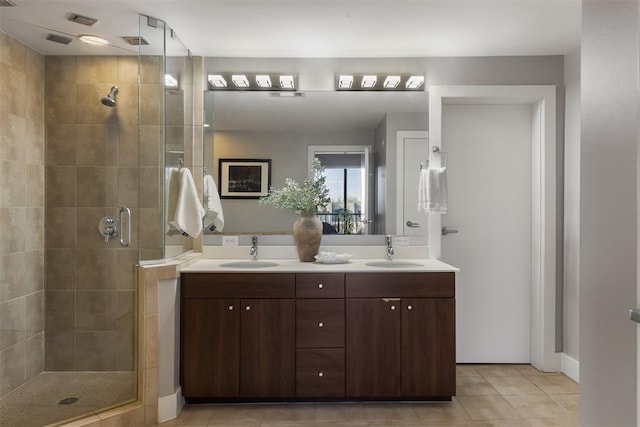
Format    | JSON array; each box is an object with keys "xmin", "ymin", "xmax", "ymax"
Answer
[{"xmin": 101, "ymin": 86, "xmax": 118, "ymax": 107}]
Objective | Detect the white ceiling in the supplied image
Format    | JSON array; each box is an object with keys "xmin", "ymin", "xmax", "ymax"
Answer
[{"xmin": 0, "ymin": 0, "xmax": 581, "ymax": 57}]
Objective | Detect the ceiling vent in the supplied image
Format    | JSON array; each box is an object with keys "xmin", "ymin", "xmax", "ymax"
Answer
[
  {"xmin": 0, "ymin": 0, "xmax": 16, "ymax": 6},
  {"xmin": 46, "ymin": 33, "xmax": 73, "ymax": 45},
  {"xmin": 122, "ymin": 36, "xmax": 149, "ymax": 46},
  {"xmin": 67, "ymin": 13, "xmax": 98, "ymax": 26}
]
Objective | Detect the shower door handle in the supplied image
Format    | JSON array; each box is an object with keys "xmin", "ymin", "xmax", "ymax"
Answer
[{"xmin": 119, "ymin": 207, "xmax": 131, "ymax": 247}]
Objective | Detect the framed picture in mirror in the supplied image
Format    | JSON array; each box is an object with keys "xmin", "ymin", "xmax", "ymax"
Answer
[{"xmin": 219, "ymin": 158, "xmax": 272, "ymax": 199}]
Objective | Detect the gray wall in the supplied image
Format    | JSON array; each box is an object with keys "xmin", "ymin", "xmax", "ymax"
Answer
[
  {"xmin": 563, "ymin": 47, "xmax": 580, "ymax": 362},
  {"xmin": 580, "ymin": 1, "xmax": 638, "ymax": 425}
]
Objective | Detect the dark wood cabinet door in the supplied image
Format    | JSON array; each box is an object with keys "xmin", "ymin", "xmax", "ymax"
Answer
[
  {"xmin": 182, "ymin": 298, "xmax": 240, "ymax": 398},
  {"xmin": 346, "ymin": 298, "xmax": 401, "ymax": 397},
  {"xmin": 402, "ymin": 298, "xmax": 456, "ymax": 397},
  {"xmin": 240, "ymin": 299, "xmax": 295, "ymax": 398}
]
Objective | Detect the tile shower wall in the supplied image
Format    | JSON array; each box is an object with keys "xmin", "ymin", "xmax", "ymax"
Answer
[
  {"xmin": 0, "ymin": 33, "xmax": 46, "ymax": 397},
  {"xmin": 44, "ymin": 55, "xmax": 163, "ymax": 371}
]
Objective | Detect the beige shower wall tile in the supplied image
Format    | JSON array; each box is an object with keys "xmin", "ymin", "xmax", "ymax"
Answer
[
  {"xmin": 139, "ymin": 125, "xmax": 161, "ymax": 166},
  {"xmin": 0, "ymin": 341, "xmax": 26, "ymax": 396},
  {"xmin": 114, "ymin": 83, "xmax": 139, "ymax": 125},
  {"xmin": 140, "ymin": 55, "xmax": 162, "ymax": 84},
  {"xmin": 26, "ymin": 291, "xmax": 44, "ymax": 337},
  {"xmin": 25, "ymin": 207, "xmax": 45, "ymax": 251},
  {"xmin": 76, "ymin": 56, "xmax": 118, "ymax": 84},
  {"xmin": 140, "ymin": 84, "xmax": 162, "ymax": 125},
  {"xmin": 0, "ymin": 113, "xmax": 26, "ymax": 163},
  {"xmin": 0, "ymin": 159, "xmax": 25, "ymax": 207},
  {"xmin": 75, "ymin": 249, "xmax": 117, "ymax": 290},
  {"xmin": 46, "ymin": 125, "xmax": 77, "ymax": 166},
  {"xmin": 76, "ymin": 331, "xmax": 117, "ymax": 371},
  {"xmin": 25, "ymin": 117, "xmax": 45, "ymax": 167},
  {"xmin": 117, "ymin": 56, "xmax": 138, "ymax": 84},
  {"xmin": 0, "ymin": 62, "xmax": 26, "ymax": 117},
  {"xmin": 117, "ymin": 125, "xmax": 139, "ymax": 166},
  {"xmin": 45, "ymin": 330, "xmax": 75, "ymax": 371},
  {"xmin": 26, "ymin": 165, "xmax": 45, "ymax": 207},
  {"xmin": 45, "ymin": 56, "xmax": 77, "ymax": 85},
  {"xmin": 25, "ymin": 47, "xmax": 44, "ymax": 79},
  {"xmin": 76, "ymin": 290, "xmax": 118, "ymax": 330},
  {"xmin": 117, "ymin": 249, "xmax": 138, "ymax": 291},
  {"xmin": 76, "ymin": 166, "xmax": 117, "ymax": 207},
  {"xmin": 0, "ymin": 252, "xmax": 25, "ymax": 303},
  {"xmin": 139, "ymin": 167, "xmax": 161, "ymax": 208},
  {"xmin": 24, "ymin": 249, "xmax": 44, "ymax": 294},
  {"xmin": 0, "ymin": 297, "xmax": 26, "ymax": 351},
  {"xmin": 139, "ymin": 208, "xmax": 163, "ymax": 249},
  {"xmin": 45, "ymin": 207, "xmax": 76, "ymax": 249},
  {"xmin": 46, "ymin": 166, "xmax": 76, "ymax": 207},
  {"xmin": 25, "ymin": 72, "xmax": 44, "ymax": 121},
  {"xmin": 25, "ymin": 332, "xmax": 44, "ymax": 380},
  {"xmin": 0, "ymin": 32, "xmax": 26, "ymax": 71},
  {"xmin": 0, "ymin": 208, "xmax": 26, "ymax": 255},
  {"xmin": 45, "ymin": 82, "xmax": 76, "ymax": 124},
  {"xmin": 118, "ymin": 167, "xmax": 139, "ymax": 208},
  {"xmin": 76, "ymin": 125, "xmax": 118, "ymax": 166},
  {"xmin": 45, "ymin": 249, "xmax": 75, "ymax": 290}
]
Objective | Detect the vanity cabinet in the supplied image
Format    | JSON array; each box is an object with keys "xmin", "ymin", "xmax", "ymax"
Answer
[
  {"xmin": 345, "ymin": 273, "xmax": 456, "ymax": 398},
  {"xmin": 181, "ymin": 270, "xmax": 455, "ymax": 401},
  {"xmin": 181, "ymin": 273, "xmax": 295, "ymax": 399}
]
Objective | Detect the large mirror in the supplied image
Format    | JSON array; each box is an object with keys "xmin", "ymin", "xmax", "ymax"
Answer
[{"xmin": 203, "ymin": 90, "xmax": 429, "ymax": 237}]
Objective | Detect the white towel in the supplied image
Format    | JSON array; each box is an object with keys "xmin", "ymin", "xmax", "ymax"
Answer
[
  {"xmin": 166, "ymin": 168, "xmax": 180, "ymax": 233},
  {"xmin": 426, "ymin": 167, "xmax": 448, "ymax": 214},
  {"xmin": 170, "ymin": 168, "xmax": 206, "ymax": 238},
  {"xmin": 203, "ymin": 175, "xmax": 225, "ymax": 232},
  {"xmin": 418, "ymin": 168, "xmax": 429, "ymax": 213}
]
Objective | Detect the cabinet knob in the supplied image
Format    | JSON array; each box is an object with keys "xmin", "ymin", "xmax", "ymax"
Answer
[
  {"xmin": 318, "ymin": 322, "xmax": 324, "ymax": 328},
  {"xmin": 245, "ymin": 305, "xmax": 251, "ymax": 311},
  {"xmin": 228, "ymin": 305, "xmax": 234, "ymax": 311},
  {"xmin": 391, "ymin": 305, "xmax": 396, "ymax": 310},
  {"xmin": 407, "ymin": 305, "xmax": 413, "ymax": 310},
  {"xmin": 318, "ymin": 372, "xmax": 324, "ymax": 377},
  {"xmin": 318, "ymin": 283, "xmax": 323, "ymax": 289}
]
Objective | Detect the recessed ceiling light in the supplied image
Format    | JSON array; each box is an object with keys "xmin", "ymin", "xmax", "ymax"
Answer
[
  {"xmin": 232, "ymin": 75, "xmax": 250, "ymax": 88},
  {"xmin": 361, "ymin": 75, "xmax": 377, "ymax": 88},
  {"xmin": 78, "ymin": 35, "xmax": 109, "ymax": 46},
  {"xmin": 208, "ymin": 74, "xmax": 227, "ymax": 88},
  {"xmin": 165, "ymin": 74, "xmax": 178, "ymax": 88},
  {"xmin": 255, "ymin": 75, "xmax": 272, "ymax": 88},
  {"xmin": 338, "ymin": 75, "xmax": 353, "ymax": 89},
  {"xmin": 383, "ymin": 76, "xmax": 401, "ymax": 89},
  {"xmin": 279, "ymin": 75, "xmax": 295, "ymax": 89},
  {"xmin": 406, "ymin": 75, "xmax": 425, "ymax": 89}
]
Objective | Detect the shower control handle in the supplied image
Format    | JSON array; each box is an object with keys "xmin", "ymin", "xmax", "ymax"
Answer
[
  {"xmin": 119, "ymin": 207, "xmax": 131, "ymax": 247},
  {"xmin": 98, "ymin": 216, "xmax": 119, "ymax": 243}
]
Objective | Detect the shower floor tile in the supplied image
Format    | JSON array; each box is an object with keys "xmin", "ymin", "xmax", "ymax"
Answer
[{"xmin": 0, "ymin": 371, "xmax": 136, "ymax": 427}]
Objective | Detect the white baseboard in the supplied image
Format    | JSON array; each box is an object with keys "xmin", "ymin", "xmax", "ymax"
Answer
[
  {"xmin": 561, "ymin": 353, "xmax": 579, "ymax": 383},
  {"xmin": 158, "ymin": 387, "xmax": 184, "ymax": 423}
]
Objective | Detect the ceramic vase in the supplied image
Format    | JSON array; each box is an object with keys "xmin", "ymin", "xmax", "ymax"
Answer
[{"xmin": 293, "ymin": 212, "xmax": 322, "ymax": 262}]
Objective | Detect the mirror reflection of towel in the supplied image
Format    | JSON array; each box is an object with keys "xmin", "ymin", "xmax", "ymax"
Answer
[
  {"xmin": 171, "ymin": 168, "xmax": 206, "ymax": 238},
  {"xmin": 203, "ymin": 175, "xmax": 225, "ymax": 232}
]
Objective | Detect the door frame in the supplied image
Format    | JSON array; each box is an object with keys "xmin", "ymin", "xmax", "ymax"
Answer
[
  {"xmin": 396, "ymin": 131, "xmax": 429, "ymax": 236},
  {"xmin": 428, "ymin": 85, "xmax": 559, "ymax": 372}
]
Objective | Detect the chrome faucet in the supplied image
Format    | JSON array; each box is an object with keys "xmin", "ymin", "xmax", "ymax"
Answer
[
  {"xmin": 250, "ymin": 234, "xmax": 258, "ymax": 261},
  {"xmin": 385, "ymin": 235, "xmax": 394, "ymax": 260}
]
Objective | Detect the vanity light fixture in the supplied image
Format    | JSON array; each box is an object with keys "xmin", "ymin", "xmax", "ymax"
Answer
[
  {"xmin": 406, "ymin": 75, "xmax": 425, "ymax": 89},
  {"xmin": 338, "ymin": 75, "xmax": 354, "ymax": 89},
  {"xmin": 78, "ymin": 34, "xmax": 109, "ymax": 46},
  {"xmin": 232, "ymin": 75, "xmax": 250, "ymax": 88},
  {"xmin": 361, "ymin": 75, "xmax": 378, "ymax": 88},
  {"xmin": 383, "ymin": 76, "xmax": 401, "ymax": 89},
  {"xmin": 165, "ymin": 74, "xmax": 178, "ymax": 88},
  {"xmin": 207, "ymin": 74, "xmax": 227, "ymax": 88},
  {"xmin": 256, "ymin": 75, "xmax": 272, "ymax": 88},
  {"xmin": 279, "ymin": 75, "xmax": 295, "ymax": 89}
]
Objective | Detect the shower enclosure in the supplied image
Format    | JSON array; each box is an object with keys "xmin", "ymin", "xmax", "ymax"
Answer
[{"xmin": 0, "ymin": 14, "xmax": 193, "ymax": 426}]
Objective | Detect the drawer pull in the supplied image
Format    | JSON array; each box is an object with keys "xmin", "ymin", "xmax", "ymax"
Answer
[
  {"xmin": 318, "ymin": 372, "xmax": 324, "ymax": 377},
  {"xmin": 391, "ymin": 305, "xmax": 396, "ymax": 311},
  {"xmin": 245, "ymin": 305, "xmax": 251, "ymax": 311},
  {"xmin": 318, "ymin": 322, "xmax": 324, "ymax": 328},
  {"xmin": 318, "ymin": 283, "xmax": 324, "ymax": 289},
  {"xmin": 407, "ymin": 305, "xmax": 413, "ymax": 310},
  {"xmin": 228, "ymin": 305, "xmax": 234, "ymax": 311}
]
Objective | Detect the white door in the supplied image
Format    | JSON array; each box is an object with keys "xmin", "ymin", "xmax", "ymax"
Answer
[{"xmin": 441, "ymin": 104, "xmax": 532, "ymax": 363}]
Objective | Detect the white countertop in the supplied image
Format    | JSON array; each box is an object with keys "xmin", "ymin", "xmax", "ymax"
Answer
[{"xmin": 180, "ymin": 258, "xmax": 459, "ymax": 273}]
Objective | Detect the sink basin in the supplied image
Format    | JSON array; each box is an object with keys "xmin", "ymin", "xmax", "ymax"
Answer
[
  {"xmin": 219, "ymin": 261, "xmax": 279, "ymax": 269},
  {"xmin": 365, "ymin": 261, "xmax": 424, "ymax": 268}
]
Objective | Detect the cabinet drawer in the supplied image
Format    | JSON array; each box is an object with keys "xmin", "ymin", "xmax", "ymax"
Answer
[
  {"xmin": 296, "ymin": 273, "xmax": 344, "ymax": 298},
  {"xmin": 296, "ymin": 349, "xmax": 345, "ymax": 397},
  {"xmin": 345, "ymin": 272, "xmax": 454, "ymax": 298},
  {"xmin": 181, "ymin": 273, "xmax": 295, "ymax": 298},
  {"xmin": 296, "ymin": 299, "xmax": 344, "ymax": 348}
]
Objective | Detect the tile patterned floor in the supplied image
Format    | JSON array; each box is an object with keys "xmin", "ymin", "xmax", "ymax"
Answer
[
  {"xmin": 0, "ymin": 371, "xmax": 136, "ymax": 427},
  {"xmin": 160, "ymin": 365, "xmax": 579, "ymax": 426}
]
